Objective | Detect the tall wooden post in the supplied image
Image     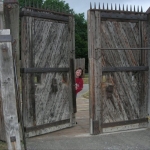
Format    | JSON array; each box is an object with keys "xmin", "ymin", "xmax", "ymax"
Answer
[
  {"xmin": 88, "ymin": 9, "xmax": 102, "ymax": 134},
  {"xmin": 147, "ymin": 8, "xmax": 150, "ymax": 128},
  {"xmin": 0, "ymin": 1, "xmax": 6, "ymax": 141},
  {"xmin": 4, "ymin": 0, "xmax": 20, "ymax": 120},
  {"xmin": 68, "ymin": 15, "xmax": 76, "ymax": 124},
  {"xmin": 0, "ymin": 29, "xmax": 21, "ymax": 150}
]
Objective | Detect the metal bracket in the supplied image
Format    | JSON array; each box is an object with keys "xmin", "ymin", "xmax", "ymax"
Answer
[{"xmin": 10, "ymin": 136, "xmax": 16, "ymax": 142}]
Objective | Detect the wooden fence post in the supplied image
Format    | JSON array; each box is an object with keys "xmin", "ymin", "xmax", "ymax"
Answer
[
  {"xmin": 0, "ymin": 1, "xmax": 6, "ymax": 141},
  {"xmin": 0, "ymin": 29, "xmax": 21, "ymax": 150},
  {"xmin": 4, "ymin": 0, "xmax": 20, "ymax": 120},
  {"xmin": 147, "ymin": 8, "xmax": 150, "ymax": 128},
  {"xmin": 88, "ymin": 9, "xmax": 102, "ymax": 134}
]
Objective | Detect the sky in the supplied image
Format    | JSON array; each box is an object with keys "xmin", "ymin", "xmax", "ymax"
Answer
[{"xmin": 64, "ymin": 0, "xmax": 150, "ymax": 19}]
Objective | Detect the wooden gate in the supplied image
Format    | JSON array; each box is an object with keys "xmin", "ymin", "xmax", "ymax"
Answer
[
  {"xmin": 20, "ymin": 7, "xmax": 75, "ymax": 137},
  {"xmin": 88, "ymin": 4, "xmax": 150, "ymax": 134}
]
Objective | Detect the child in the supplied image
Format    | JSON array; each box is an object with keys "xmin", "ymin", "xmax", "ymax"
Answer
[{"xmin": 75, "ymin": 68, "xmax": 83, "ymax": 95}]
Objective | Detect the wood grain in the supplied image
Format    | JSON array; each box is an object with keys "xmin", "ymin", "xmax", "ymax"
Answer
[{"xmin": 21, "ymin": 8, "xmax": 75, "ymax": 136}]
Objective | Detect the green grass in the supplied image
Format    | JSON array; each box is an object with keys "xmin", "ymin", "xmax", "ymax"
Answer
[
  {"xmin": 83, "ymin": 78, "xmax": 89, "ymax": 84},
  {"xmin": 0, "ymin": 141, "xmax": 7, "ymax": 150},
  {"xmin": 82, "ymin": 91, "xmax": 89, "ymax": 99}
]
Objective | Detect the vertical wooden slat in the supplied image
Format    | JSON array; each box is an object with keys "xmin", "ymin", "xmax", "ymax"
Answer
[
  {"xmin": 68, "ymin": 15, "xmax": 75, "ymax": 124},
  {"xmin": 88, "ymin": 9, "xmax": 102, "ymax": 135},
  {"xmin": 0, "ymin": 29, "xmax": 21, "ymax": 150},
  {"xmin": 0, "ymin": 1, "xmax": 6, "ymax": 142},
  {"xmin": 147, "ymin": 12, "xmax": 150, "ymax": 128},
  {"xmin": 4, "ymin": 0, "xmax": 20, "ymax": 120}
]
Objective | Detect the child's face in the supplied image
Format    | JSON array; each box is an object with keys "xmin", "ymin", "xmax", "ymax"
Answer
[{"xmin": 75, "ymin": 69, "xmax": 82, "ymax": 78}]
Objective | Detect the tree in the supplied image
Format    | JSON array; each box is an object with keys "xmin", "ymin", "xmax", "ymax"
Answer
[
  {"xmin": 74, "ymin": 13, "xmax": 88, "ymax": 72},
  {"xmin": 43, "ymin": 0, "xmax": 74, "ymax": 14},
  {"xmin": 18, "ymin": 0, "xmax": 43, "ymax": 8}
]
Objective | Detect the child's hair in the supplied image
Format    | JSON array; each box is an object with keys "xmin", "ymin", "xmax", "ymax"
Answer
[{"xmin": 75, "ymin": 67, "xmax": 83, "ymax": 78}]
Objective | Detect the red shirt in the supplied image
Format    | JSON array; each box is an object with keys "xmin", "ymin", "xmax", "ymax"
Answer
[{"xmin": 75, "ymin": 78, "xmax": 83, "ymax": 94}]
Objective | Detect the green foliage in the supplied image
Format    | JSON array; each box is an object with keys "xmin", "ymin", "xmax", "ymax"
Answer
[
  {"xmin": 43, "ymin": 0, "xmax": 74, "ymax": 14},
  {"xmin": 18, "ymin": 0, "xmax": 43, "ymax": 8},
  {"xmin": 74, "ymin": 13, "xmax": 88, "ymax": 72}
]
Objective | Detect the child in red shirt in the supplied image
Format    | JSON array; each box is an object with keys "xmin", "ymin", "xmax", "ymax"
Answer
[{"xmin": 75, "ymin": 68, "xmax": 83, "ymax": 94}]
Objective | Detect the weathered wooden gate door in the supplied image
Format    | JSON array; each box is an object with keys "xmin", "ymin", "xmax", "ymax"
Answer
[
  {"xmin": 88, "ymin": 4, "xmax": 149, "ymax": 134},
  {"xmin": 20, "ymin": 7, "xmax": 75, "ymax": 137}
]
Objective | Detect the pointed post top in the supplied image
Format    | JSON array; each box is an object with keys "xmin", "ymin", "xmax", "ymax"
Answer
[
  {"xmin": 130, "ymin": 5, "xmax": 132, "ymax": 12},
  {"xmin": 115, "ymin": 4, "xmax": 117, "ymax": 10},
  {"xmin": 134, "ymin": 5, "xmax": 136, "ymax": 12},
  {"xmin": 99, "ymin": 3, "xmax": 100, "ymax": 9},
  {"xmin": 94, "ymin": 2, "xmax": 96, "ymax": 9},
  {"xmin": 107, "ymin": 3, "xmax": 109, "ymax": 10},
  {"xmin": 126, "ymin": 5, "xmax": 128, "ymax": 11},
  {"xmin": 123, "ymin": 4, "xmax": 124, "ymax": 11},
  {"xmin": 137, "ymin": 6, "xmax": 139, "ymax": 12},
  {"xmin": 141, "ymin": 6, "xmax": 143, "ymax": 12},
  {"xmin": 90, "ymin": 2, "xmax": 92, "ymax": 9},
  {"xmin": 111, "ymin": 3, "xmax": 113, "ymax": 10},
  {"xmin": 119, "ymin": 4, "xmax": 121, "ymax": 11},
  {"xmin": 103, "ymin": 3, "xmax": 105, "ymax": 10}
]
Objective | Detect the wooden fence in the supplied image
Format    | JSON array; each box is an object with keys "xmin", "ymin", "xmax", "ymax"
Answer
[
  {"xmin": 0, "ymin": 0, "xmax": 21, "ymax": 149},
  {"xmin": 88, "ymin": 3, "xmax": 150, "ymax": 134}
]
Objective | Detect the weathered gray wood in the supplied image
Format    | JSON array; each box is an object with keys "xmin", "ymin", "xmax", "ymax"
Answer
[
  {"xmin": 88, "ymin": 10, "xmax": 102, "ymax": 135},
  {"xmin": 100, "ymin": 21, "xmax": 148, "ymax": 126},
  {"xmin": 102, "ymin": 66, "xmax": 148, "ymax": 72},
  {"xmin": 88, "ymin": 7, "xmax": 148, "ymax": 133},
  {"xmin": 20, "ymin": 10, "xmax": 69, "ymax": 22},
  {"xmin": 68, "ymin": 15, "xmax": 75, "ymax": 125},
  {"xmin": 4, "ymin": 0, "xmax": 21, "ymax": 127},
  {"xmin": 0, "ymin": 29, "xmax": 21, "ymax": 150},
  {"xmin": 147, "ymin": 12, "xmax": 150, "ymax": 128},
  {"xmin": 21, "ymin": 8, "xmax": 75, "ymax": 137},
  {"xmin": 0, "ymin": 1, "xmax": 6, "ymax": 142}
]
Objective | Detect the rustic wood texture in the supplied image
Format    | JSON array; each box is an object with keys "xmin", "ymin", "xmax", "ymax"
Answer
[
  {"xmin": 4, "ymin": 2, "xmax": 21, "ymax": 135},
  {"xmin": 0, "ymin": 1, "xmax": 6, "ymax": 142},
  {"xmin": 0, "ymin": 29, "xmax": 21, "ymax": 150},
  {"xmin": 101, "ymin": 21, "xmax": 148, "ymax": 124},
  {"xmin": 147, "ymin": 12, "xmax": 150, "ymax": 128},
  {"xmin": 21, "ymin": 9, "xmax": 75, "ymax": 137},
  {"xmin": 88, "ymin": 9, "xmax": 149, "ymax": 133},
  {"xmin": 88, "ymin": 10, "xmax": 102, "ymax": 134}
]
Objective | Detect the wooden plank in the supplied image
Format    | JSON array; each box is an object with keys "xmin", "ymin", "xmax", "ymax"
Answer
[
  {"xmin": 0, "ymin": 1, "xmax": 6, "ymax": 142},
  {"xmin": 24, "ymin": 119, "xmax": 70, "ymax": 132},
  {"xmin": 68, "ymin": 15, "xmax": 75, "ymax": 125},
  {"xmin": 0, "ymin": 29, "xmax": 21, "ymax": 150},
  {"xmin": 102, "ymin": 118, "xmax": 148, "ymax": 128},
  {"xmin": 20, "ymin": 10, "xmax": 69, "ymax": 22},
  {"xmin": 147, "ymin": 12, "xmax": 150, "ymax": 128},
  {"xmin": 88, "ymin": 10, "xmax": 102, "ymax": 135},
  {"xmin": 100, "ymin": 12, "xmax": 147, "ymax": 21},
  {"xmin": 20, "ymin": 67, "xmax": 70, "ymax": 73},
  {"xmin": 70, "ymin": 59, "xmax": 76, "ymax": 113},
  {"xmin": 0, "ymin": 2, "xmax": 3, "ymax": 14},
  {"xmin": 102, "ymin": 66, "xmax": 148, "ymax": 72},
  {"xmin": 4, "ymin": 1, "xmax": 21, "ymax": 130}
]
